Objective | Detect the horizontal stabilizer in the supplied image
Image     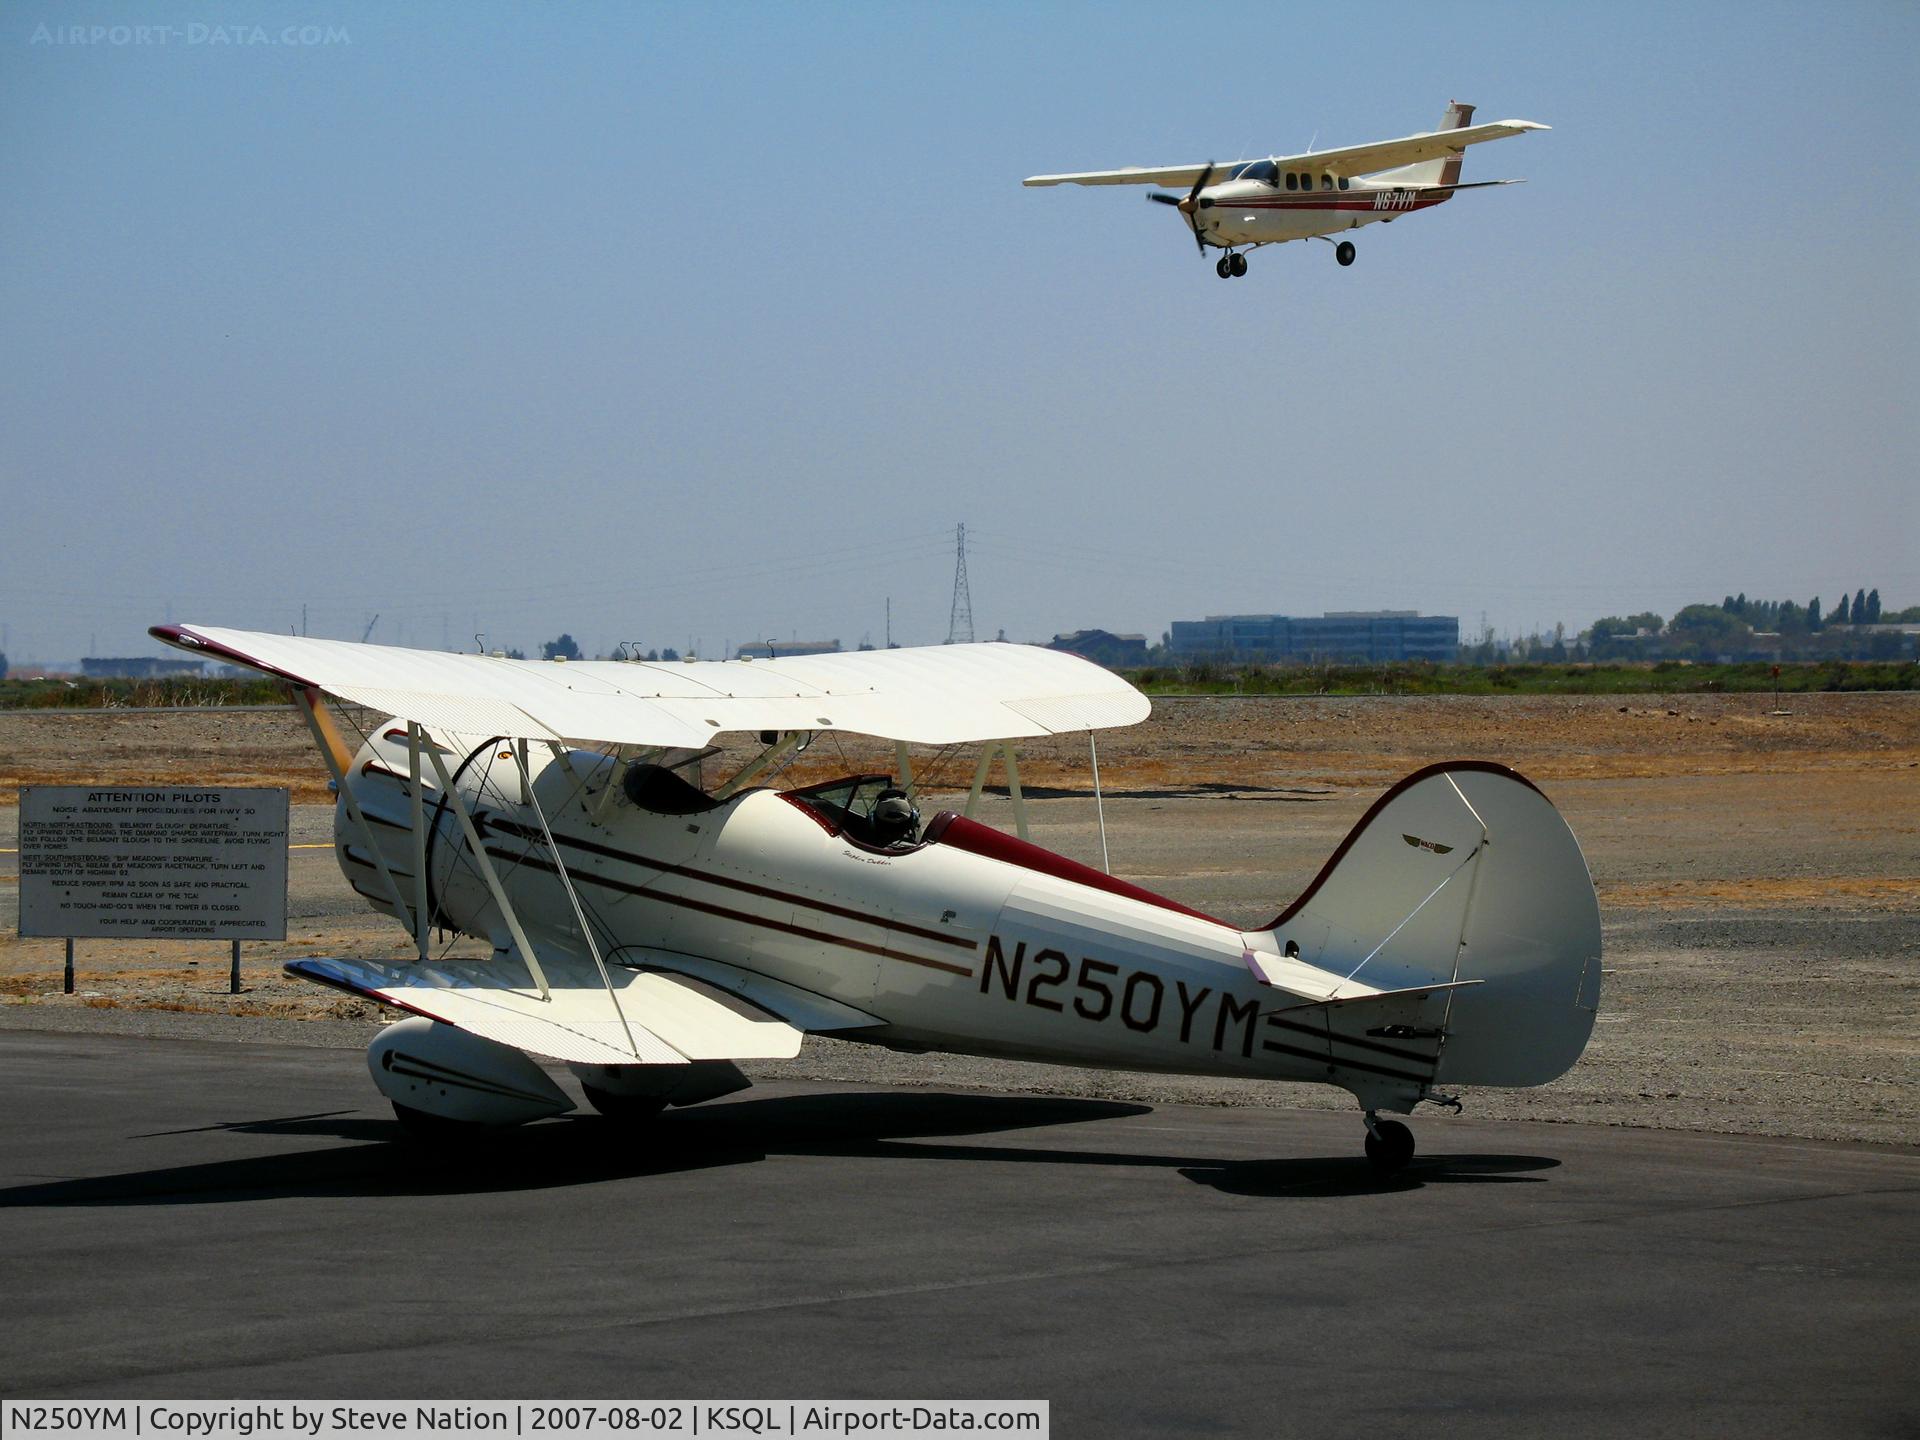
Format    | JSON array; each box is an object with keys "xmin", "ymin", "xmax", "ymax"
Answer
[
  {"xmin": 1264, "ymin": 978, "xmax": 1482, "ymax": 1015},
  {"xmin": 1242, "ymin": 946, "xmax": 1481, "ymax": 1009}
]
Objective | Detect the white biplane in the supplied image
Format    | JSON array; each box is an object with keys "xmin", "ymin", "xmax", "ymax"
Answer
[
  {"xmin": 1024, "ymin": 101, "xmax": 1547, "ymax": 277},
  {"xmin": 154, "ymin": 623, "xmax": 1599, "ymax": 1174}
]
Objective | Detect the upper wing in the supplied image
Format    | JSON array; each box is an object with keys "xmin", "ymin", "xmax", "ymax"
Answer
[
  {"xmin": 1024, "ymin": 163, "xmax": 1221, "ymax": 189},
  {"xmin": 1025, "ymin": 120, "xmax": 1546, "ymax": 188},
  {"xmin": 152, "ymin": 623, "xmax": 1150, "ymax": 748},
  {"xmin": 1268, "ymin": 119, "xmax": 1547, "ymax": 179}
]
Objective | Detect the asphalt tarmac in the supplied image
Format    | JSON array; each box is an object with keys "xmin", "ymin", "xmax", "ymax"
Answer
[{"xmin": 1, "ymin": 1029, "xmax": 1915, "ymax": 1438}]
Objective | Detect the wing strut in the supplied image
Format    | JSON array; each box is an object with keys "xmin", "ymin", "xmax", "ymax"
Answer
[
  {"xmin": 960, "ymin": 741, "xmax": 1031, "ymax": 841},
  {"xmin": 513, "ymin": 746, "xmax": 643, "ymax": 1058},
  {"xmin": 423, "ymin": 741, "xmax": 552, "ymax": 1001},
  {"xmin": 1089, "ymin": 730, "xmax": 1110, "ymax": 875},
  {"xmin": 1003, "ymin": 744, "xmax": 1030, "ymax": 841},
  {"xmin": 406, "ymin": 722, "xmax": 430, "ymax": 962},
  {"xmin": 714, "ymin": 731, "xmax": 808, "ymax": 801}
]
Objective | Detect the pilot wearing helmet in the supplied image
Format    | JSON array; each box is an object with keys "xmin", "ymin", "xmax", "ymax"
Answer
[{"xmin": 870, "ymin": 787, "xmax": 921, "ymax": 847}]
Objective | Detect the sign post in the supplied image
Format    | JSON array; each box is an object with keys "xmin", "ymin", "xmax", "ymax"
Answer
[{"xmin": 19, "ymin": 786, "xmax": 290, "ymax": 994}]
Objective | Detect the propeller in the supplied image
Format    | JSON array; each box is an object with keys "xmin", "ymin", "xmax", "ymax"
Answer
[{"xmin": 1147, "ymin": 161, "xmax": 1216, "ymax": 253}]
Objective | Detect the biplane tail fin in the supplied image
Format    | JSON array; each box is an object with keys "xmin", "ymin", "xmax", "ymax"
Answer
[{"xmin": 1256, "ymin": 761, "xmax": 1601, "ymax": 1097}]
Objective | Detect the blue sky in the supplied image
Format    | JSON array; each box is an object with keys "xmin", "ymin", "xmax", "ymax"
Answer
[{"xmin": 2, "ymin": 1, "xmax": 1915, "ymax": 662}]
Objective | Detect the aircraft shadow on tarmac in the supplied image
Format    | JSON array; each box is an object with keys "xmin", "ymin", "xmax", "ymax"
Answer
[{"xmin": 1, "ymin": 1090, "xmax": 1556, "ymax": 1207}]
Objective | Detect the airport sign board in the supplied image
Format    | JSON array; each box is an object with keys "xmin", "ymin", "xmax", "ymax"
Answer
[{"xmin": 17, "ymin": 786, "xmax": 289, "ymax": 940}]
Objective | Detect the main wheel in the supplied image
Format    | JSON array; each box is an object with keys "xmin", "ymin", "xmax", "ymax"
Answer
[
  {"xmin": 1229, "ymin": 252, "xmax": 1248, "ymax": 277},
  {"xmin": 1335, "ymin": 240, "xmax": 1356, "ymax": 267},
  {"xmin": 1215, "ymin": 256, "xmax": 1232, "ymax": 279},
  {"xmin": 581, "ymin": 1084, "xmax": 668, "ymax": 1124},
  {"xmin": 1364, "ymin": 1119, "xmax": 1414, "ymax": 1175}
]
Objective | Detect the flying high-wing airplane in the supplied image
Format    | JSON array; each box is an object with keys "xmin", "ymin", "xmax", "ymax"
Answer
[
  {"xmin": 1024, "ymin": 102, "xmax": 1547, "ymax": 277},
  {"xmin": 153, "ymin": 623, "xmax": 1600, "ymax": 1174}
]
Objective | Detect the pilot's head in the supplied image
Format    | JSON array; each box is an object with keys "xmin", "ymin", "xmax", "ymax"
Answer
[{"xmin": 872, "ymin": 787, "xmax": 919, "ymax": 843}]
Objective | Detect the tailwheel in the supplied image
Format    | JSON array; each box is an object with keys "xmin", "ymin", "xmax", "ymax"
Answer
[
  {"xmin": 1229, "ymin": 251, "xmax": 1248, "ymax": 277},
  {"xmin": 581, "ymin": 1084, "xmax": 668, "ymax": 1124},
  {"xmin": 1363, "ymin": 1114, "xmax": 1414, "ymax": 1175},
  {"xmin": 1335, "ymin": 240, "xmax": 1356, "ymax": 267},
  {"xmin": 1215, "ymin": 256, "xmax": 1232, "ymax": 279}
]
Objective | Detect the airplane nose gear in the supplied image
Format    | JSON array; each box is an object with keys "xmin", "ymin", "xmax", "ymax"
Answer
[
  {"xmin": 1335, "ymin": 240, "xmax": 1356, "ymax": 267},
  {"xmin": 1363, "ymin": 1111, "xmax": 1415, "ymax": 1175}
]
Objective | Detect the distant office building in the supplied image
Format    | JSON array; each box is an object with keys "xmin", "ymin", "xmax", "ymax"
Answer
[
  {"xmin": 1047, "ymin": 630, "xmax": 1149, "ymax": 667},
  {"xmin": 1168, "ymin": 611, "xmax": 1459, "ymax": 663},
  {"xmin": 80, "ymin": 657, "xmax": 210, "ymax": 679},
  {"xmin": 734, "ymin": 639, "xmax": 841, "ymax": 659}
]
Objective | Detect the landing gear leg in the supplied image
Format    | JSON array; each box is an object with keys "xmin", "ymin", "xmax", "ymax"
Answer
[
  {"xmin": 1335, "ymin": 240, "xmax": 1356, "ymax": 267},
  {"xmin": 1363, "ymin": 1111, "xmax": 1414, "ymax": 1175}
]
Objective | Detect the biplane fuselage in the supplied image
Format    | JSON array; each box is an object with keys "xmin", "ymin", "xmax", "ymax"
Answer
[
  {"xmin": 339, "ymin": 734, "xmax": 1438, "ymax": 1099},
  {"xmin": 153, "ymin": 621, "xmax": 1599, "ymax": 1172}
]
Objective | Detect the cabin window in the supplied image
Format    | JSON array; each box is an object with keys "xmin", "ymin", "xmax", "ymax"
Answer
[
  {"xmin": 1285, "ymin": 172, "xmax": 1297, "ymax": 191},
  {"xmin": 1338, "ymin": 176, "xmax": 1350, "ymax": 190},
  {"xmin": 1322, "ymin": 174, "xmax": 1333, "ymax": 190}
]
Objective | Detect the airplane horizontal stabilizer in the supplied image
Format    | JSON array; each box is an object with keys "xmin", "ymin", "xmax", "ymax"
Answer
[
  {"xmin": 1262, "ymin": 978, "xmax": 1483, "ymax": 1014},
  {"xmin": 1242, "ymin": 946, "xmax": 1481, "ymax": 1006}
]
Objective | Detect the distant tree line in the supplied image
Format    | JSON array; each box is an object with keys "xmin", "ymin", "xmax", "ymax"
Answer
[{"xmin": 1580, "ymin": 587, "xmax": 1916, "ymax": 662}]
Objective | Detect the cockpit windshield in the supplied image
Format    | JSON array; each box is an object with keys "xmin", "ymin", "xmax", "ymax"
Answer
[
  {"xmin": 1234, "ymin": 160, "xmax": 1279, "ymax": 185},
  {"xmin": 784, "ymin": 774, "xmax": 923, "ymax": 850}
]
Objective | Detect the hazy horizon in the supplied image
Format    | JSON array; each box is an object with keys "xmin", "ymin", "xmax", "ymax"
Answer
[{"xmin": 3, "ymin": 2, "xmax": 1914, "ymax": 666}]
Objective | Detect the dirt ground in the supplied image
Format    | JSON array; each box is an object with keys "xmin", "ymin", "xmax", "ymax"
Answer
[{"xmin": 3, "ymin": 694, "xmax": 1916, "ymax": 1145}]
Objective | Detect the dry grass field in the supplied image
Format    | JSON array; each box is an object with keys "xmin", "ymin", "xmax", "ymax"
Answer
[{"xmin": 3, "ymin": 693, "xmax": 1916, "ymax": 1144}]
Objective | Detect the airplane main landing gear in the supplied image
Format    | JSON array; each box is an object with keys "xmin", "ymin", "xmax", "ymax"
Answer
[
  {"xmin": 1363, "ymin": 1111, "xmax": 1415, "ymax": 1175},
  {"xmin": 581, "ymin": 1084, "xmax": 668, "ymax": 1124},
  {"xmin": 1335, "ymin": 240, "xmax": 1356, "ymax": 267},
  {"xmin": 1215, "ymin": 252, "xmax": 1248, "ymax": 279}
]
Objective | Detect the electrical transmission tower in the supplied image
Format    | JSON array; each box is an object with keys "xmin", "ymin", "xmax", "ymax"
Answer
[{"xmin": 945, "ymin": 522, "xmax": 975, "ymax": 644}]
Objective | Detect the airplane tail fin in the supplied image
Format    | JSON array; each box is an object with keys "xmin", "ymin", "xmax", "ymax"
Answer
[
  {"xmin": 1254, "ymin": 761, "xmax": 1601, "ymax": 1109},
  {"xmin": 1373, "ymin": 100, "xmax": 1476, "ymax": 189}
]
